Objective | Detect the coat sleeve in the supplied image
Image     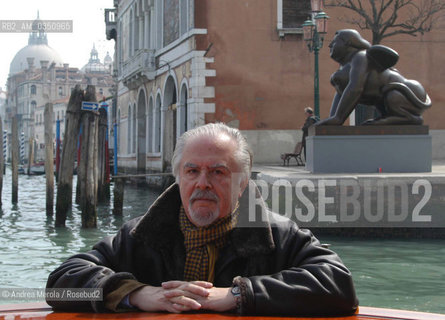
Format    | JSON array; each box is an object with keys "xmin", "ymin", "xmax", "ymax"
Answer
[
  {"xmin": 45, "ymin": 220, "xmax": 139, "ymax": 312},
  {"xmin": 236, "ymin": 221, "xmax": 358, "ymax": 316}
]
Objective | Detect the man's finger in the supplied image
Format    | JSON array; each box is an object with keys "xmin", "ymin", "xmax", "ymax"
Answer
[
  {"xmin": 162, "ymin": 283, "xmax": 210, "ymax": 297},
  {"xmin": 162, "ymin": 280, "xmax": 185, "ymax": 289},
  {"xmin": 191, "ymin": 281, "xmax": 213, "ymax": 288},
  {"xmin": 163, "ymin": 289, "xmax": 203, "ymax": 302},
  {"xmin": 169, "ymin": 295, "xmax": 202, "ymax": 310}
]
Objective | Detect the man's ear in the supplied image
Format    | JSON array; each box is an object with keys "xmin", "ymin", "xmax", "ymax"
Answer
[{"xmin": 238, "ymin": 176, "xmax": 249, "ymax": 198}]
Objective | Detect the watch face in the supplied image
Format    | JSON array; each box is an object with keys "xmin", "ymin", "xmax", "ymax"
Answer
[{"xmin": 231, "ymin": 285, "xmax": 241, "ymax": 295}]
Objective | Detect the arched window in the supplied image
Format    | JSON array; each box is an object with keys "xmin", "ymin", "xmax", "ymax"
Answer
[
  {"xmin": 132, "ymin": 102, "xmax": 137, "ymax": 154},
  {"xmin": 147, "ymin": 97, "xmax": 154, "ymax": 153},
  {"xmin": 30, "ymin": 85, "xmax": 36, "ymax": 95},
  {"xmin": 58, "ymin": 86, "xmax": 63, "ymax": 96},
  {"xmin": 127, "ymin": 105, "xmax": 132, "ymax": 154},
  {"xmin": 179, "ymin": 83, "xmax": 188, "ymax": 135},
  {"xmin": 155, "ymin": 94, "xmax": 161, "ymax": 152}
]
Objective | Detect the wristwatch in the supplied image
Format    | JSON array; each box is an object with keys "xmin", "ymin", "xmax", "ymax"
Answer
[{"xmin": 231, "ymin": 285, "xmax": 242, "ymax": 313}]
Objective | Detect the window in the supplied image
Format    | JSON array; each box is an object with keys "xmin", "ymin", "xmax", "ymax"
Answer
[
  {"xmin": 147, "ymin": 97, "xmax": 153, "ymax": 153},
  {"xmin": 127, "ymin": 105, "xmax": 132, "ymax": 154},
  {"xmin": 155, "ymin": 94, "xmax": 161, "ymax": 152},
  {"xmin": 58, "ymin": 86, "xmax": 63, "ymax": 96},
  {"xmin": 130, "ymin": 9, "xmax": 134, "ymax": 56},
  {"xmin": 132, "ymin": 103, "xmax": 136, "ymax": 154},
  {"xmin": 277, "ymin": 0, "xmax": 311, "ymax": 37},
  {"xmin": 180, "ymin": 0, "xmax": 189, "ymax": 36},
  {"xmin": 117, "ymin": 109, "xmax": 121, "ymax": 155},
  {"xmin": 99, "ymin": 88, "xmax": 103, "ymax": 95},
  {"xmin": 30, "ymin": 85, "xmax": 36, "ymax": 95},
  {"xmin": 164, "ymin": 0, "xmax": 179, "ymax": 46}
]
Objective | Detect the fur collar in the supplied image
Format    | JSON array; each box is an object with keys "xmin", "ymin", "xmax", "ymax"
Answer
[{"xmin": 131, "ymin": 183, "xmax": 275, "ymax": 257}]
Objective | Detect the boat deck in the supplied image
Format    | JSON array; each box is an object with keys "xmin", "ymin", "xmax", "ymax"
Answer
[{"xmin": 0, "ymin": 303, "xmax": 444, "ymax": 320}]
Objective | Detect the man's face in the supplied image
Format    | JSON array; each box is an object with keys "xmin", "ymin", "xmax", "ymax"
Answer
[{"xmin": 178, "ymin": 134, "xmax": 247, "ymax": 227}]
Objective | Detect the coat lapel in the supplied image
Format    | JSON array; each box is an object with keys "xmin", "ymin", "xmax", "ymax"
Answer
[{"xmin": 131, "ymin": 181, "xmax": 276, "ymax": 273}]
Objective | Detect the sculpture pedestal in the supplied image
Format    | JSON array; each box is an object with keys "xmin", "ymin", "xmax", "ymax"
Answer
[{"xmin": 306, "ymin": 126, "xmax": 432, "ymax": 173}]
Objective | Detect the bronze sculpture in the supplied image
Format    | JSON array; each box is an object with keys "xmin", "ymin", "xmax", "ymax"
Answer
[{"xmin": 317, "ymin": 29, "xmax": 431, "ymax": 126}]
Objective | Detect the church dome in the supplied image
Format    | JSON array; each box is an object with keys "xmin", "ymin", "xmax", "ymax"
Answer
[
  {"xmin": 10, "ymin": 45, "xmax": 64, "ymax": 74},
  {"xmin": 81, "ymin": 44, "xmax": 110, "ymax": 74},
  {"xmin": 9, "ymin": 13, "xmax": 64, "ymax": 75}
]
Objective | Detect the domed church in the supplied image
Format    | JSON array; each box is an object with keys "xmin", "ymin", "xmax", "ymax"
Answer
[{"xmin": 9, "ymin": 13, "xmax": 64, "ymax": 76}]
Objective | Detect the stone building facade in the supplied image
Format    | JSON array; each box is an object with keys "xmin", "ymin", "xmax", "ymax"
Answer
[{"xmin": 106, "ymin": 0, "xmax": 445, "ymax": 170}]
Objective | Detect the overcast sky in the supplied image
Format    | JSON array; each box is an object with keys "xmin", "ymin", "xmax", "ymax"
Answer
[{"xmin": 0, "ymin": 0, "xmax": 115, "ymax": 89}]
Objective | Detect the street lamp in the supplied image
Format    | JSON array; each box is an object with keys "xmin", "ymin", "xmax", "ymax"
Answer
[{"xmin": 302, "ymin": 0, "xmax": 329, "ymax": 118}]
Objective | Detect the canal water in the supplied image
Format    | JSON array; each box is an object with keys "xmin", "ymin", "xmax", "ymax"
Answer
[{"xmin": 0, "ymin": 171, "xmax": 444, "ymax": 314}]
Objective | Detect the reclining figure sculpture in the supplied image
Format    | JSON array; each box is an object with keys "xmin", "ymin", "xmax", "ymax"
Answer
[{"xmin": 317, "ymin": 29, "xmax": 431, "ymax": 126}]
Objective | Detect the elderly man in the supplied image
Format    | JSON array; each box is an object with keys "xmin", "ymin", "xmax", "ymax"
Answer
[{"xmin": 47, "ymin": 123, "xmax": 358, "ymax": 315}]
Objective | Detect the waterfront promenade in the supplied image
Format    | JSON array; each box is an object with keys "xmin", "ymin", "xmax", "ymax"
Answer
[
  {"xmin": 253, "ymin": 160, "xmax": 445, "ymax": 178},
  {"xmin": 250, "ymin": 161, "xmax": 445, "ymax": 236}
]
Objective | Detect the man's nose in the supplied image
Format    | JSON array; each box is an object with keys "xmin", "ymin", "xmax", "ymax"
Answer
[{"xmin": 196, "ymin": 171, "xmax": 211, "ymax": 189}]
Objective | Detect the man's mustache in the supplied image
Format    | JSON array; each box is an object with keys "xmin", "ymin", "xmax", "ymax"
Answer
[{"xmin": 190, "ymin": 189, "xmax": 219, "ymax": 202}]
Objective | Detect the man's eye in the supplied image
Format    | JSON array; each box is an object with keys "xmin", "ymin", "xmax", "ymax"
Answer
[
  {"xmin": 186, "ymin": 169, "xmax": 198, "ymax": 174},
  {"xmin": 212, "ymin": 169, "xmax": 225, "ymax": 175}
]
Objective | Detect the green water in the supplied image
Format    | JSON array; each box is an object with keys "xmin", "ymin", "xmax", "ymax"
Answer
[{"xmin": 0, "ymin": 172, "xmax": 443, "ymax": 314}]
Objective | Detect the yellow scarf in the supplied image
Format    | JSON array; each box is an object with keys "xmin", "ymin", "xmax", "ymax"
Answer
[{"xmin": 179, "ymin": 204, "xmax": 239, "ymax": 282}]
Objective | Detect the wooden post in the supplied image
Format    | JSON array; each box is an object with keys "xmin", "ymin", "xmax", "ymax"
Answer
[
  {"xmin": 11, "ymin": 116, "xmax": 19, "ymax": 204},
  {"xmin": 78, "ymin": 85, "xmax": 98, "ymax": 228},
  {"xmin": 27, "ymin": 137, "xmax": 35, "ymax": 175},
  {"xmin": 55, "ymin": 119, "xmax": 61, "ymax": 180},
  {"xmin": 112, "ymin": 178, "xmax": 124, "ymax": 215},
  {"xmin": 97, "ymin": 107, "xmax": 110, "ymax": 202},
  {"xmin": 55, "ymin": 85, "xmax": 83, "ymax": 227},
  {"xmin": 44, "ymin": 103, "xmax": 55, "ymax": 216},
  {"xmin": 0, "ymin": 117, "xmax": 3, "ymax": 208},
  {"xmin": 75, "ymin": 126, "xmax": 82, "ymax": 205}
]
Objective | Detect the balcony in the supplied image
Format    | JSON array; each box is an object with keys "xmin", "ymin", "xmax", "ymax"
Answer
[{"xmin": 120, "ymin": 49, "xmax": 156, "ymax": 89}]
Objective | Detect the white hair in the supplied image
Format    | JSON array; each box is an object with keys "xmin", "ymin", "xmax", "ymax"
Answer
[{"xmin": 172, "ymin": 123, "xmax": 253, "ymax": 183}]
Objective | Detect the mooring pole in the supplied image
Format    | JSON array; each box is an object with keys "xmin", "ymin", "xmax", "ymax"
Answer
[
  {"xmin": 55, "ymin": 85, "xmax": 83, "ymax": 227},
  {"xmin": 11, "ymin": 116, "xmax": 19, "ymax": 204},
  {"xmin": 55, "ymin": 119, "xmax": 60, "ymax": 179},
  {"xmin": 27, "ymin": 137, "xmax": 35, "ymax": 175},
  {"xmin": 78, "ymin": 85, "xmax": 99, "ymax": 228},
  {"xmin": 97, "ymin": 105, "xmax": 110, "ymax": 202},
  {"xmin": 113, "ymin": 122, "xmax": 118, "ymax": 176},
  {"xmin": 112, "ymin": 177, "xmax": 124, "ymax": 216},
  {"xmin": 44, "ymin": 103, "xmax": 55, "ymax": 216},
  {"xmin": 2, "ymin": 130, "xmax": 6, "ymax": 175},
  {"xmin": 0, "ymin": 117, "xmax": 3, "ymax": 208},
  {"xmin": 75, "ymin": 125, "xmax": 82, "ymax": 205}
]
